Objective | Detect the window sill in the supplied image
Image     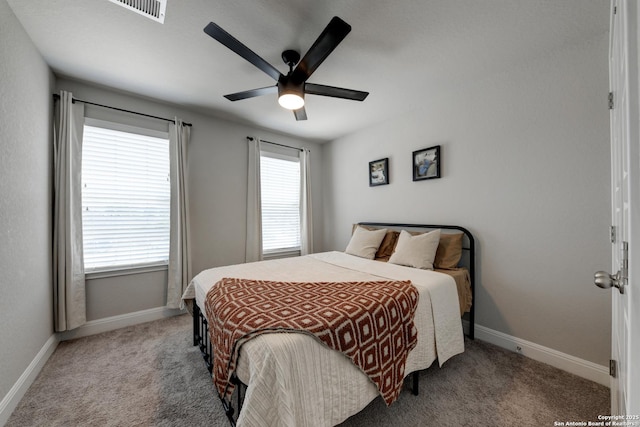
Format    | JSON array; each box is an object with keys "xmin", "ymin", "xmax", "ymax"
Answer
[
  {"xmin": 262, "ymin": 249, "xmax": 301, "ymax": 260},
  {"xmin": 85, "ymin": 263, "xmax": 168, "ymax": 280}
]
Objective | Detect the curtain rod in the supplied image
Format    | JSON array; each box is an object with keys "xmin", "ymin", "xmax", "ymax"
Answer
[
  {"xmin": 246, "ymin": 136, "xmax": 305, "ymax": 152},
  {"xmin": 52, "ymin": 94, "xmax": 192, "ymax": 127}
]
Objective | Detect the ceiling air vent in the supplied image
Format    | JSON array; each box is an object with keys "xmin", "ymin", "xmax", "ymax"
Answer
[{"xmin": 109, "ymin": 0, "xmax": 167, "ymax": 23}]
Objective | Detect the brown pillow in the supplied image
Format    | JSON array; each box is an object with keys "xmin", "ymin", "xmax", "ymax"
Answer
[
  {"xmin": 434, "ymin": 232, "xmax": 464, "ymax": 269},
  {"xmin": 352, "ymin": 225, "xmax": 399, "ymax": 259},
  {"xmin": 376, "ymin": 230, "xmax": 399, "ymax": 259}
]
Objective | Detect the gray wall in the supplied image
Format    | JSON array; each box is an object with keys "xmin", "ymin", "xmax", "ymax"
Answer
[
  {"xmin": 55, "ymin": 78, "xmax": 325, "ymax": 320},
  {"xmin": 322, "ymin": 34, "xmax": 612, "ymax": 365},
  {"xmin": 0, "ymin": 0, "xmax": 55, "ymax": 404}
]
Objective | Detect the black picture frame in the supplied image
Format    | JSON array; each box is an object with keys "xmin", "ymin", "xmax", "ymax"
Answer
[
  {"xmin": 369, "ymin": 158, "xmax": 389, "ymax": 186},
  {"xmin": 412, "ymin": 145, "xmax": 441, "ymax": 181}
]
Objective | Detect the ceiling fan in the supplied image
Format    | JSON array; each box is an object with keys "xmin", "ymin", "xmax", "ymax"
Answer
[{"xmin": 203, "ymin": 16, "xmax": 369, "ymax": 121}]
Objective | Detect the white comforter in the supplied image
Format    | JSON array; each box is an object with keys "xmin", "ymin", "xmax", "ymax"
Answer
[{"xmin": 182, "ymin": 251, "xmax": 464, "ymax": 427}]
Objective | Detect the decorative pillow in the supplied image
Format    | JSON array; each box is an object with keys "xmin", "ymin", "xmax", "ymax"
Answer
[
  {"xmin": 388, "ymin": 229, "xmax": 441, "ymax": 269},
  {"xmin": 353, "ymin": 225, "xmax": 399, "ymax": 259},
  {"xmin": 345, "ymin": 226, "xmax": 388, "ymax": 259},
  {"xmin": 434, "ymin": 232, "xmax": 464, "ymax": 269},
  {"xmin": 376, "ymin": 230, "xmax": 399, "ymax": 259}
]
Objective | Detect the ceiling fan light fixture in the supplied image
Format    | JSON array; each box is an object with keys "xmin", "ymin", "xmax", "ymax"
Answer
[
  {"xmin": 278, "ymin": 79, "xmax": 305, "ymax": 110},
  {"xmin": 278, "ymin": 93, "xmax": 305, "ymax": 110}
]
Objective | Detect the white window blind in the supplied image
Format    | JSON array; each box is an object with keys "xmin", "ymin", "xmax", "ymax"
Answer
[
  {"xmin": 260, "ymin": 150, "xmax": 301, "ymax": 254},
  {"xmin": 81, "ymin": 121, "xmax": 170, "ymax": 272}
]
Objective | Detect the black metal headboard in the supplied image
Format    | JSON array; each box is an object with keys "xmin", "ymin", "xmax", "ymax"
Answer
[{"xmin": 357, "ymin": 222, "xmax": 475, "ymax": 340}]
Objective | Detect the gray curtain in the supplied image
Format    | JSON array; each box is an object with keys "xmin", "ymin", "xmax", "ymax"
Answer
[
  {"xmin": 245, "ymin": 137, "xmax": 263, "ymax": 262},
  {"xmin": 166, "ymin": 119, "xmax": 192, "ymax": 309},
  {"xmin": 53, "ymin": 90, "xmax": 86, "ymax": 332}
]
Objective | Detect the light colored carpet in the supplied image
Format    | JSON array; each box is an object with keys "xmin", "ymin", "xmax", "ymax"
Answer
[{"xmin": 7, "ymin": 314, "xmax": 609, "ymax": 426}]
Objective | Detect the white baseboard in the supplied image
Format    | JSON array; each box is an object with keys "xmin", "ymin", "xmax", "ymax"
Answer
[
  {"xmin": 474, "ymin": 324, "xmax": 610, "ymax": 387},
  {"xmin": 58, "ymin": 306, "xmax": 185, "ymax": 342},
  {"xmin": 0, "ymin": 334, "xmax": 59, "ymax": 427}
]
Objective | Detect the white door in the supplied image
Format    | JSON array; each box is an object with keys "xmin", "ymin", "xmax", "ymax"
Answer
[{"xmin": 603, "ymin": 0, "xmax": 639, "ymax": 416}]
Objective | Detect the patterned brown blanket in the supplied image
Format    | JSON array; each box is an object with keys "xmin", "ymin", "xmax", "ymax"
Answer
[{"xmin": 205, "ymin": 277, "xmax": 419, "ymax": 405}]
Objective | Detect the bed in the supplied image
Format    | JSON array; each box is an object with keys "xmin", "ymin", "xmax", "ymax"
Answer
[{"xmin": 182, "ymin": 223, "xmax": 475, "ymax": 427}]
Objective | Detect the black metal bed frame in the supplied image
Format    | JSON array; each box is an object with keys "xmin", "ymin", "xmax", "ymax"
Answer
[
  {"xmin": 193, "ymin": 303, "xmax": 244, "ymax": 425},
  {"xmin": 191, "ymin": 222, "xmax": 476, "ymax": 426}
]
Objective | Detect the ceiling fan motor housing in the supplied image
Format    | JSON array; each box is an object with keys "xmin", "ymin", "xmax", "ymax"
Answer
[{"xmin": 282, "ymin": 50, "xmax": 301, "ymax": 69}]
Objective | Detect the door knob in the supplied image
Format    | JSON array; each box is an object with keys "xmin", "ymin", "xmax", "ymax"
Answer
[
  {"xmin": 594, "ymin": 270, "xmax": 626, "ymax": 294},
  {"xmin": 595, "ymin": 241, "xmax": 628, "ymax": 294}
]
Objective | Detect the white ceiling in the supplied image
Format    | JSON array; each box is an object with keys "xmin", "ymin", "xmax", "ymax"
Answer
[{"xmin": 7, "ymin": 0, "xmax": 609, "ymax": 142}]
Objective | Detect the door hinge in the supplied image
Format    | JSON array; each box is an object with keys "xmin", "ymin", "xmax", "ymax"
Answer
[
  {"xmin": 610, "ymin": 359, "xmax": 617, "ymax": 378},
  {"xmin": 609, "ymin": 92, "xmax": 614, "ymax": 109},
  {"xmin": 611, "ymin": 225, "xmax": 617, "ymax": 243}
]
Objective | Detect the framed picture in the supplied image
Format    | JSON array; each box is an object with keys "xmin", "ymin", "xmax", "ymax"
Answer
[
  {"xmin": 412, "ymin": 145, "xmax": 441, "ymax": 181},
  {"xmin": 369, "ymin": 158, "xmax": 389, "ymax": 186}
]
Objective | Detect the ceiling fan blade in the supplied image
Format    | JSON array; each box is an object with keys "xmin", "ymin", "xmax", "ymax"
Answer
[
  {"xmin": 290, "ymin": 17, "xmax": 351, "ymax": 84},
  {"xmin": 204, "ymin": 22, "xmax": 283, "ymax": 82},
  {"xmin": 293, "ymin": 107, "xmax": 307, "ymax": 121},
  {"xmin": 224, "ymin": 85, "xmax": 278, "ymax": 101},
  {"xmin": 305, "ymin": 83, "xmax": 369, "ymax": 101}
]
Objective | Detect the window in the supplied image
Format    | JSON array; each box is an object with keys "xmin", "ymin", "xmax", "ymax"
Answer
[
  {"xmin": 260, "ymin": 149, "xmax": 301, "ymax": 256},
  {"xmin": 81, "ymin": 119, "xmax": 170, "ymax": 272}
]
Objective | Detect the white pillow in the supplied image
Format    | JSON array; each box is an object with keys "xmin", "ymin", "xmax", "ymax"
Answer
[
  {"xmin": 345, "ymin": 226, "xmax": 388, "ymax": 259},
  {"xmin": 388, "ymin": 229, "xmax": 441, "ymax": 269}
]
